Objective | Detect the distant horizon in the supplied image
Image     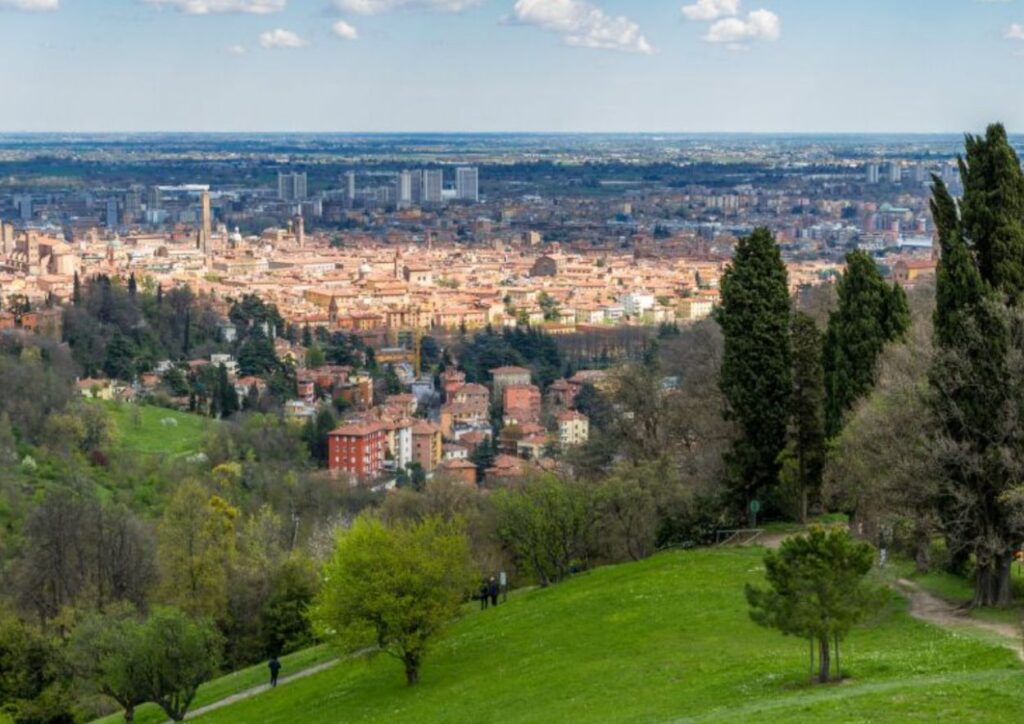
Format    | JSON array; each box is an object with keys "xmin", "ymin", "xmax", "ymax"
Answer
[
  {"xmin": 3, "ymin": 1, "xmax": 1024, "ymax": 134},
  {"xmin": 0, "ymin": 130, "xmax": 1007, "ymax": 138}
]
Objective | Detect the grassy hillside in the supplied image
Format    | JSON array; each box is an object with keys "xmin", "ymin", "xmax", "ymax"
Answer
[
  {"xmin": 101, "ymin": 402, "xmax": 213, "ymax": 458},
  {"xmin": 93, "ymin": 646, "xmax": 335, "ymax": 724},
  {"xmin": 196, "ymin": 548, "xmax": 1024, "ymax": 723}
]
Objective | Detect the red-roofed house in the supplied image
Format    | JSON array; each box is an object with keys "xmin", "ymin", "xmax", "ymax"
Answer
[{"xmin": 328, "ymin": 421, "xmax": 388, "ymax": 479}]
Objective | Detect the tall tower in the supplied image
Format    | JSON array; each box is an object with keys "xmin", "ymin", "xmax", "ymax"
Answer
[
  {"xmin": 294, "ymin": 214, "xmax": 305, "ymax": 249},
  {"xmin": 456, "ymin": 167, "xmax": 479, "ymax": 202},
  {"xmin": 198, "ymin": 191, "xmax": 212, "ymax": 262}
]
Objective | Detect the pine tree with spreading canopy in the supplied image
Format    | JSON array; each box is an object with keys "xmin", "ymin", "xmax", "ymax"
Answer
[{"xmin": 746, "ymin": 527, "xmax": 880, "ymax": 683}]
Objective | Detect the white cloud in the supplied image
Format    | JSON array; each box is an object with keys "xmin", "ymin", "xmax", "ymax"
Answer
[
  {"xmin": 704, "ymin": 8, "xmax": 780, "ymax": 45},
  {"xmin": 681, "ymin": 0, "xmax": 738, "ymax": 22},
  {"xmin": 331, "ymin": 20, "xmax": 359, "ymax": 40},
  {"xmin": 144, "ymin": 0, "xmax": 285, "ymax": 14},
  {"xmin": 333, "ymin": 0, "xmax": 479, "ymax": 14},
  {"xmin": 228, "ymin": 44, "xmax": 247, "ymax": 54},
  {"xmin": 1006, "ymin": 23, "xmax": 1024, "ymax": 41},
  {"xmin": 259, "ymin": 28, "xmax": 307, "ymax": 48},
  {"xmin": 512, "ymin": 0, "xmax": 653, "ymax": 55},
  {"xmin": 0, "ymin": 0, "xmax": 59, "ymax": 10}
]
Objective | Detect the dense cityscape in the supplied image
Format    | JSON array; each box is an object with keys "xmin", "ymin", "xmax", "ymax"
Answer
[{"xmin": 0, "ymin": 134, "xmax": 952, "ymax": 484}]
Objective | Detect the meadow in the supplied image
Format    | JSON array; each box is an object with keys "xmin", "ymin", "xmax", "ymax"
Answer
[{"xmin": 187, "ymin": 547, "xmax": 1024, "ymax": 723}]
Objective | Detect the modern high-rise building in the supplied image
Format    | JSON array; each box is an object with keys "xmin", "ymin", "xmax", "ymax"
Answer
[
  {"xmin": 106, "ymin": 198, "xmax": 119, "ymax": 229},
  {"xmin": 344, "ymin": 171, "xmax": 356, "ymax": 202},
  {"xmin": 422, "ymin": 169, "xmax": 444, "ymax": 204},
  {"xmin": 396, "ymin": 171, "xmax": 413, "ymax": 209},
  {"xmin": 14, "ymin": 194, "xmax": 32, "ymax": 221},
  {"xmin": 197, "ymin": 191, "xmax": 212, "ymax": 260},
  {"xmin": 410, "ymin": 170, "xmax": 424, "ymax": 204},
  {"xmin": 278, "ymin": 172, "xmax": 308, "ymax": 201},
  {"xmin": 888, "ymin": 162, "xmax": 902, "ymax": 184},
  {"xmin": 866, "ymin": 163, "xmax": 880, "ymax": 185},
  {"xmin": 456, "ymin": 166, "xmax": 479, "ymax": 202}
]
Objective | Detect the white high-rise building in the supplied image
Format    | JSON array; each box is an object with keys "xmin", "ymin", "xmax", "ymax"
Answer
[
  {"xmin": 888, "ymin": 163, "xmax": 902, "ymax": 184},
  {"xmin": 422, "ymin": 169, "xmax": 443, "ymax": 204},
  {"xmin": 344, "ymin": 171, "xmax": 356, "ymax": 202},
  {"xmin": 396, "ymin": 171, "xmax": 413, "ymax": 208},
  {"xmin": 197, "ymin": 191, "xmax": 212, "ymax": 260},
  {"xmin": 278, "ymin": 172, "xmax": 308, "ymax": 201},
  {"xmin": 866, "ymin": 163, "xmax": 880, "ymax": 185},
  {"xmin": 456, "ymin": 166, "xmax": 479, "ymax": 202}
]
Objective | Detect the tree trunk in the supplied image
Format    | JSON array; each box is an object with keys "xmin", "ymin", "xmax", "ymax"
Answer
[
  {"xmin": 817, "ymin": 636, "xmax": 831, "ymax": 683},
  {"xmin": 404, "ymin": 654, "xmax": 420, "ymax": 686},
  {"xmin": 833, "ymin": 633, "xmax": 841, "ymax": 681},
  {"xmin": 123, "ymin": 705, "xmax": 134, "ymax": 724},
  {"xmin": 974, "ymin": 553, "xmax": 1014, "ymax": 608},
  {"xmin": 809, "ymin": 637, "xmax": 814, "ymax": 680}
]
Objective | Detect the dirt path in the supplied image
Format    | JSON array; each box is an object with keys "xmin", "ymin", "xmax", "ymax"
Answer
[
  {"xmin": 182, "ymin": 658, "xmax": 340, "ymax": 720},
  {"xmin": 896, "ymin": 578, "xmax": 1024, "ymax": 661}
]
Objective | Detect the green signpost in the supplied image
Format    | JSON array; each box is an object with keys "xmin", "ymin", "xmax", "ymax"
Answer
[{"xmin": 749, "ymin": 499, "xmax": 761, "ymax": 528}]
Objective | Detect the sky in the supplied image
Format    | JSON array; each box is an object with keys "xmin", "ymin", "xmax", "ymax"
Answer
[{"xmin": 2, "ymin": 0, "xmax": 1024, "ymax": 133}]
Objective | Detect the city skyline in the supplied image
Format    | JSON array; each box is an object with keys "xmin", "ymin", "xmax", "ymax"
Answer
[{"xmin": 3, "ymin": 1, "xmax": 1024, "ymax": 134}]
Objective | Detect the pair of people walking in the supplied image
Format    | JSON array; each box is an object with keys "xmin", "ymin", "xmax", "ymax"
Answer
[{"xmin": 480, "ymin": 571, "xmax": 508, "ymax": 609}]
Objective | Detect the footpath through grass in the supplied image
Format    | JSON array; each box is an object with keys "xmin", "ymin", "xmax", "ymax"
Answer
[
  {"xmin": 101, "ymin": 402, "xmax": 213, "ymax": 459},
  {"xmin": 94, "ymin": 645, "xmax": 334, "ymax": 724},
  {"xmin": 195, "ymin": 547, "xmax": 1024, "ymax": 723}
]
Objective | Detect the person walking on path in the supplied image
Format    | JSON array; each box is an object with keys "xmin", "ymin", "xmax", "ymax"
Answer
[
  {"xmin": 480, "ymin": 579, "xmax": 490, "ymax": 610},
  {"xmin": 499, "ymin": 570, "xmax": 508, "ymax": 602},
  {"xmin": 269, "ymin": 657, "xmax": 281, "ymax": 688},
  {"xmin": 488, "ymin": 576, "xmax": 499, "ymax": 607}
]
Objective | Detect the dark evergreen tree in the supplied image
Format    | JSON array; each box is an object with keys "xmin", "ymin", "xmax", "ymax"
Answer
[
  {"xmin": 103, "ymin": 330, "xmax": 137, "ymax": 382},
  {"xmin": 127, "ymin": 273, "xmax": 137, "ymax": 298},
  {"xmin": 931, "ymin": 177, "xmax": 985, "ymax": 347},
  {"xmin": 823, "ymin": 251, "xmax": 909, "ymax": 437},
  {"xmin": 183, "ymin": 308, "xmax": 192, "ymax": 357},
  {"xmin": 72, "ymin": 271, "xmax": 81, "ymax": 307},
  {"xmin": 786, "ymin": 312, "xmax": 826, "ymax": 523},
  {"xmin": 929, "ymin": 124, "xmax": 1024, "ymax": 606},
  {"xmin": 959, "ymin": 124, "xmax": 1024, "ymax": 301},
  {"xmin": 303, "ymin": 407, "xmax": 336, "ymax": 466},
  {"xmin": 384, "ymin": 364, "xmax": 402, "ymax": 395},
  {"xmin": 217, "ymin": 364, "xmax": 239, "ymax": 418},
  {"xmin": 717, "ymin": 227, "xmax": 792, "ymax": 517}
]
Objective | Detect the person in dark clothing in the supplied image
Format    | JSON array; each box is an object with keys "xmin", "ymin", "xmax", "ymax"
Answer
[
  {"xmin": 269, "ymin": 657, "xmax": 281, "ymax": 688},
  {"xmin": 480, "ymin": 580, "xmax": 489, "ymax": 610},
  {"xmin": 488, "ymin": 576, "xmax": 499, "ymax": 607}
]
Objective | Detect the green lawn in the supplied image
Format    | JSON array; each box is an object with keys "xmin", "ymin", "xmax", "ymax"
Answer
[
  {"xmin": 94, "ymin": 645, "xmax": 335, "ymax": 724},
  {"xmin": 194, "ymin": 548, "xmax": 1024, "ymax": 723},
  {"xmin": 101, "ymin": 402, "xmax": 213, "ymax": 458}
]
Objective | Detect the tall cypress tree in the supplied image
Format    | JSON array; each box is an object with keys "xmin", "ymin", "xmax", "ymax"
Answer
[
  {"xmin": 823, "ymin": 251, "xmax": 910, "ymax": 437},
  {"xmin": 959, "ymin": 124, "xmax": 1024, "ymax": 301},
  {"xmin": 930, "ymin": 124, "xmax": 1024, "ymax": 606},
  {"xmin": 718, "ymin": 227, "xmax": 792, "ymax": 517},
  {"xmin": 788, "ymin": 312, "xmax": 826, "ymax": 523}
]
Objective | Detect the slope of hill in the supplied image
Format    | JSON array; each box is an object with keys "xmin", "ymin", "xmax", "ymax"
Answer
[
  {"xmin": 197, "ymin": 548, "xmax": 1024, "ymax": 723},
  {"xmin": 101, "ymin": 402, "xmax": 213, "ymax": 459}
]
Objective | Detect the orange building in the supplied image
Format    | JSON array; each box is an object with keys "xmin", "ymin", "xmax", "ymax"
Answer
[{"xmin": 328, "ymin": 421, "xmax": 388, "ymax": 479}]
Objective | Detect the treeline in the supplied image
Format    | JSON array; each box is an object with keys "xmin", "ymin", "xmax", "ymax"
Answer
[
  {"xmin": 828, "ymin": 124, "xmax": 1024, "ymax": 607},
  {"xmin": 456, "ymin": 326, "xmax": 565, "ymax": 389},
  {"xmin": 0, "ymin": 332, "xmax": 380, "ymax": 721}
]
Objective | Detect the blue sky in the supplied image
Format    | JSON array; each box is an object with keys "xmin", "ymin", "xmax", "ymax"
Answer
[{"xmin": 1, "ymin": 0, "xmax": 1024, "ymax": 133}]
